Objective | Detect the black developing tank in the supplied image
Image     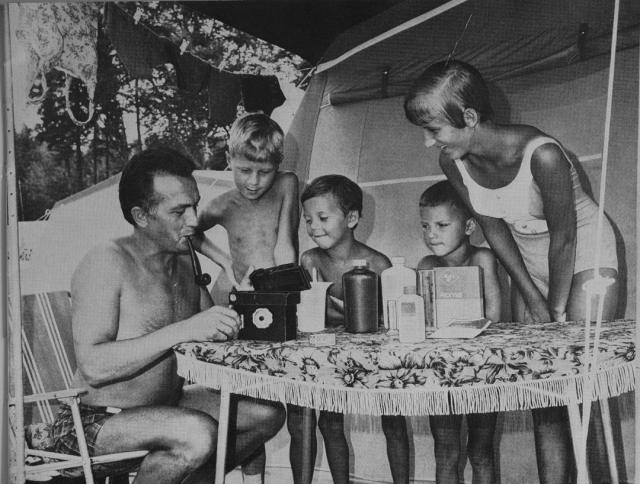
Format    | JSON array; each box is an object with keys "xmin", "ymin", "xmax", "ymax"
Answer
[{"xmin": 343, "ymin": 259, "xmax": 378, "ymax": 333}]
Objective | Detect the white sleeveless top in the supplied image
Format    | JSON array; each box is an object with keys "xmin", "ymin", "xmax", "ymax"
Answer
[{"xmin": 454, "ymin": 137, "xmax": 582, "ymax": 235}]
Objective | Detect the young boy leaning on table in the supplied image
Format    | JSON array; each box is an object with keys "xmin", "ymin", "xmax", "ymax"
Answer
[
  {"xmin": 193, "ymin": 112, "xmax": 299, "ymax": 484},
  {"xmin": 194, "ymin": 112, "xmax": 300, "ymax": 293},
  {"xmin": 417, "ymin": 180, "xmax": 502, "ymax": 484},
  {"xmin": 288, "ymin": 174, "xmax": 411, "ymax": 484}
]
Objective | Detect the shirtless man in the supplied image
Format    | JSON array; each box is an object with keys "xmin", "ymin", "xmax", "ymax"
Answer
[
  {"xmin": 51, "ymin": 148, "xmax": 285, "ymax": 483},
  {"xmin": 195, "ymin": 113, "xmax": 299, "ymax": 297}
]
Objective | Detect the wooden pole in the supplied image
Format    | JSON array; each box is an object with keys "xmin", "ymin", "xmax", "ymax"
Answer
[
  {"xmin": 635, "ymin": 26, "xmax": 640, "ymax": 484},
  {"xmin": 1, "ymin": 8, "xmax": 9, "ymax": 484},
  {"xmin": 3, "ymin": 4, "xmax": 26, "ymax": 483}
]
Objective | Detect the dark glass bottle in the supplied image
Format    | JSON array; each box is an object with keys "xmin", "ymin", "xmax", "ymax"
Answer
[{"xmin": 343, "ymin": 259, "xmax": 379, "ymax": 333}]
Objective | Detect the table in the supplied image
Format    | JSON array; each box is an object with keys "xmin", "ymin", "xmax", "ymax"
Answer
[{"xmin": 174, "ymin": 320, "xmax": 636, "ymax": 483}]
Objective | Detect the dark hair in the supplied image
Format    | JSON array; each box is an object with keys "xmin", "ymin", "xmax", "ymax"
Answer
[
  {"xmin": 419, "ymin": 180, "xmax": 472, "ymax": 219},
  {"xmin": 301, "ymin": 174, "xmax": 363, "ymax": 216},
  {"xmin": 228, "ymin": 113, "xmax": 284, "ymax": 166},
  {"xmin": 404, "ymin": 60, "xmax": 493, "ymax": 128},
  {"xmin": 119, "ymin": 148, "xmax": 196, "ymax": 226}
]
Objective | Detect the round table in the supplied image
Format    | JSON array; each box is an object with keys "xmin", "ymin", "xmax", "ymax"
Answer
[{"xmin": 174, "ymin": 320, "xmax": 636, "ymax": 483}]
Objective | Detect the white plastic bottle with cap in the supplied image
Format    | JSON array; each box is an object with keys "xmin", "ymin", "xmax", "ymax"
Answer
[
  {"xmin": 397, "ymin": 285, "xmax": 426, "ymax": 343},
  {"xmin": 381, "ymin": 257, "xmax": 416, "ymax": 333}
]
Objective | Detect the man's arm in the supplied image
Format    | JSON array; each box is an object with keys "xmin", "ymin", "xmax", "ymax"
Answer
[
  {"xmin": 273, "ymin": 172, "xmax": 299, "ymax": 265},
  {"xmin": 72, "ymin": 245, "xmax": 240, "ymax": 387}
]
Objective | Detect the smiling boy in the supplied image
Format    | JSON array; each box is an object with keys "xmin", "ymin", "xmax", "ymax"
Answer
[
  {"xmin": 196, "ymin": 113, "xmax": 299, "ymax": 292},
  {"xmin": 287, "ymin": 175, "xmax": 410, "ymax": 484}
]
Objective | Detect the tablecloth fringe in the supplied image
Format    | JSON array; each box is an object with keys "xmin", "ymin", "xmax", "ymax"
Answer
[{"xmin": 176, "ymin": 352, "xmax": 636, "ymax": 416}]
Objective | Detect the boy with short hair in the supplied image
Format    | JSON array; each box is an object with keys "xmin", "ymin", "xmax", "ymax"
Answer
[
  {"xmin": 289, "ymin": 174, "xmax": 409, "ymax": 484},
  {"xmin": 195, "ymin": 113, "xmax": 299, "ymax": 483},
  {"xmin": 196, "ymin": 112, "xmax": 300, "ymax": 292},
  {"xmin": 418, "ymin": 180, "xmax": 501, "ymax": 484}
]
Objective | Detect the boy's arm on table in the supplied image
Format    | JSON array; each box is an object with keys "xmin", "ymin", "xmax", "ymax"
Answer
[
  {"xmin": 440, "ymin": 156, "xmax": 550, "ymax": 322},
  {"xmin": 274, "ymin": 171, "xmax": 300, "ymax": 265},
  {"xmin": 532, "ymin": 144, "xmax": 577, "ymax": 322},
  {"xmin": 71, "ymin": 245, "xmax": 240, "ymax": 387},
  {"xmin": 191, "ymin": 233, "xmax": 238, "ymax": 288},
  {"xmin": 472, "ymin": 248, "xmax": 502, "ymax": 322}
]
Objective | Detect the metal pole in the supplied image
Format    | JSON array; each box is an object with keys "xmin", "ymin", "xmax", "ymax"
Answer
[{"xmin": 3, "ymin": 4, "xmax": 26, "ymax": 483}]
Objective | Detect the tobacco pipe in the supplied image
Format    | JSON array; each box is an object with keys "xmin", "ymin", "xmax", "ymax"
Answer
[{"xmin": 185, "ymin": 236, "xmax": 211, "ymax": 287}]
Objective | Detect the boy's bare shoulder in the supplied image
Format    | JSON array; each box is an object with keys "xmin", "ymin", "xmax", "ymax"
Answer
[
  {"xmin": 357, "ymin": 243, "xmax": 391, "ymax": 273},
  {"xmin": 300, "ymin": 247, "xmax": 324, "ymax": 264},
  {"xmin": 200, "ymin": 188, "xmax": 237, "ymax": 219},
  {"xmin": 417, "ymin": 254, "xmax": 440, "ymax": 270},
  {"xmin": 274, "ymin": 170, "xmax": 299, "ymax": 191}
]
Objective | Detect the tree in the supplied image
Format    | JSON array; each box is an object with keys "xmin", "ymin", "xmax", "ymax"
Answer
[
  {"xmin": 19, "ymin": 1, "xmax": 308, "ymax": 210},
  {"xmin": 115, "ymin": 2, "xmax": 309, "ymax": 166},
  {"xmin": 15, "ymin": 128, "xmax": 71, "ymax": 221}
]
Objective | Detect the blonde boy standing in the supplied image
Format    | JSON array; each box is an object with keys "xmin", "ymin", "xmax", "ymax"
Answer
[
  {"xmin": 196, "ymin": 113, "xmax": 299, "ymax": 483},
  {"xmin": 196, "ymin": 113, "xmax": 299, "ymax": 293}
]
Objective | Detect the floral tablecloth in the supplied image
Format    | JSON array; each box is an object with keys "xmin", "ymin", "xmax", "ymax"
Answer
[{"xmin": 174, "ymin": 320, "xmax": 636, "ymax": 416}]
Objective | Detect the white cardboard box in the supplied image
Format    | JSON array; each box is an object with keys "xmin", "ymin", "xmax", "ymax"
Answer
[{"xmin": 434, "ymin": 266, "xmax": 484, "ymax": 327}]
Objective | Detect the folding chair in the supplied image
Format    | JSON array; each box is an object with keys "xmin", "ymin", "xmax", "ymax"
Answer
[{"xmin": 9, "ymin": 291, "xmax": 148, "ymax": 484}]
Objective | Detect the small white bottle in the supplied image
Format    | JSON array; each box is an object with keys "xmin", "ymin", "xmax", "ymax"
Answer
[
  {"xmin": 381, "ymin": 257, "xmax": 416, "ymax": 333},
  {"xmin": 398, "ymin": 285, "xmax": 426, "ymax": 343}
]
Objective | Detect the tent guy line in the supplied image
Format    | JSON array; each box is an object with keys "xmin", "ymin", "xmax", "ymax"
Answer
[{"xmin": 316, "ymin": 0, "xmax": 468, "ymax": 73}]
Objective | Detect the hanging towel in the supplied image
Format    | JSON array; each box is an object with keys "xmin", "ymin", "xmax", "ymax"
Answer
[
  {"xmin": 105, "ymin": 3, "xmax": 172, "ymax": 80},
  {"xmin": 208, "ymin": 68, "xmax": 242, "ymax": 125},
  {"xmin": 14, "ymin": 3, "xmax": 99, "ymax": 118},
  {"xmin": 239, "ymin": 74, "xmax": 286, "ymax": 115},
  {"xmin": 166, "ymin": 43, "xmax": 211, "ymax": 94}
]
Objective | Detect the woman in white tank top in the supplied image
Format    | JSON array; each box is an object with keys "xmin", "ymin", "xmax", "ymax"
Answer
[{"xmin": 404, "ymin": 60, "xmax": 619, "ymax": 484}]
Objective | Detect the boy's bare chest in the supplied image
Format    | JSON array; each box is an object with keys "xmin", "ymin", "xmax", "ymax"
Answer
[{"xmin": 223, "ymin": 197, "xmax": 282, "ymax": 233}]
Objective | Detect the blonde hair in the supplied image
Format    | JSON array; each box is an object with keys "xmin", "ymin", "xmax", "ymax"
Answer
[
  {"xmin": 404, "ymin": 60, "xmax": 493, "ymax": 128},
  {"xmin": 228, "ymin": 113, "xmax": 284, "ymax": 166}
]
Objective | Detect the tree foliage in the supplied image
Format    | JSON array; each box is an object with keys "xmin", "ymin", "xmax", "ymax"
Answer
[{"xmin": 17, "ymin": 1, "xmax": 307, "ymax": 220}]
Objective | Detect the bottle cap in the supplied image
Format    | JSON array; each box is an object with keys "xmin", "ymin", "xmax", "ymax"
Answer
[
  {"xmin": 391, "ymin": 256, "xmax": 405, "ymax": 265},
  {"xmin": 351, "ymin": 259, "xmax": 368, "ymax": 267},
  {"xmin": 403, "ymin": 285, "xmax": 417, "ymax": 295}
]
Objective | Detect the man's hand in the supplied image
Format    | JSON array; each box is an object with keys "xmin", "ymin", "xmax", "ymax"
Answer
[{"xmin": 187, "ymin": 306, "xmax": 241, "ymax": 341}]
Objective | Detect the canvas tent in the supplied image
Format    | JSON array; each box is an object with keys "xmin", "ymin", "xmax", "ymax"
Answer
[
  {"xmin": 4, "ymin": 0, "xmax": 640, "ymax": 482},
  {"xmin": 275, "ymin": 0, "xmax": 640, "ymax": 318}
]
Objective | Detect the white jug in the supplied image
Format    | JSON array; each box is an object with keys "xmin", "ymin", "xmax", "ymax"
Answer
[{"xmin": 297, "ymin": 281, "xmax": 333, "ymax": 332}]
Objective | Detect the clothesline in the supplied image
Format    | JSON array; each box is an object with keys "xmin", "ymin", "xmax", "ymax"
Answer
[{"xmin": 105, "ymin": 3, "xmax": 286, "ymax": 125}]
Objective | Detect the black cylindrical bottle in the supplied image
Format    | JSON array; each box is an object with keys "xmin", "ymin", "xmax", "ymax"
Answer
[{"xmin": 343, "ymin": 259, "xmax": 378, "ymax": 333}]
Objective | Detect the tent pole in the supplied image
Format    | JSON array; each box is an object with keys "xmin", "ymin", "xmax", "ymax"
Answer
[
  {"xmin": 3, "ymin": 4, "xmax": 26, "ymax": 484},
  {"xmin": 635, "ymin": 31, "xmax": 640, "ymax": 484}
]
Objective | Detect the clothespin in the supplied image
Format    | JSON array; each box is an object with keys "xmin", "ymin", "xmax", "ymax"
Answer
[
  {"xmin": 179, "ymin": 39, "xmax": 189, "ymax": 55},
  {"xmin": 133, "ymin": 6, "xmax": 143, "ymax": 24}
]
